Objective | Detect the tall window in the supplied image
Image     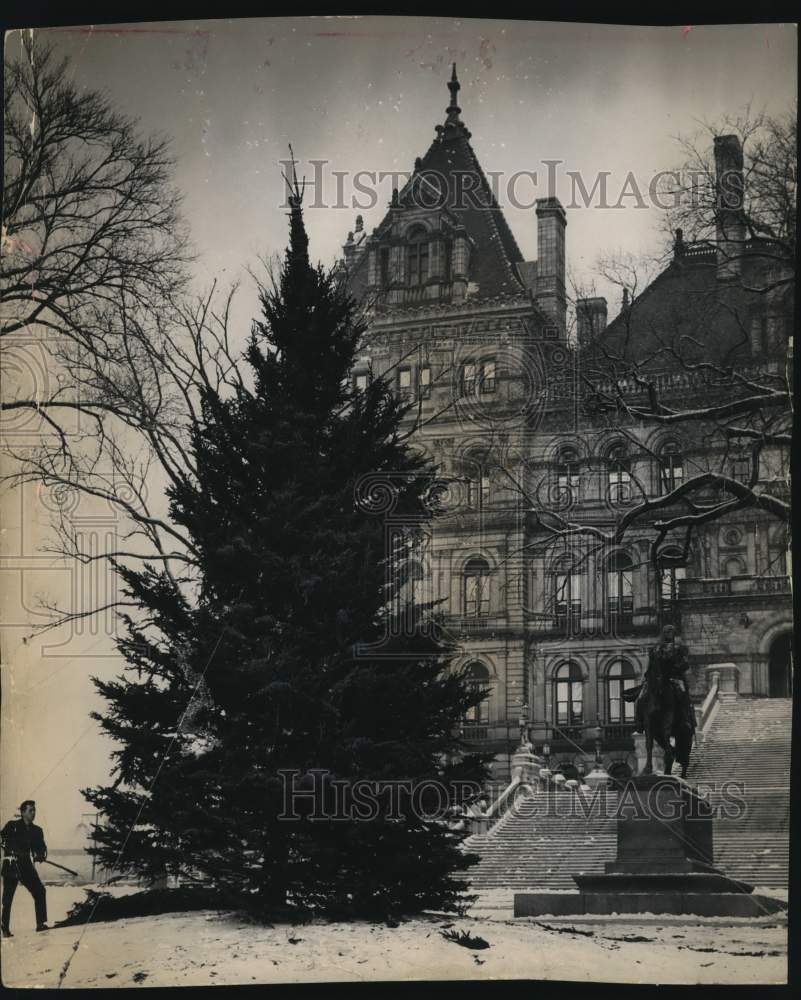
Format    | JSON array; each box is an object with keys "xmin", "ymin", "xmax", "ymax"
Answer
[
  {"xmin": 660, "ymin": 442, "xmax": 684, "ymax": 494},
  {"xmin": 608, "ymin": 444, "xmax": 631, "ymax": 503},
  {"xmin": 554, "ymin": 565, "xmax": 582, "ymax": 628},
  {"xmin": 398, "ymin": 367, "xmax": 412, "ymax": 400},
  {"xmin": 464, "ymin": 558, "xmax": 490, "ymax": 617},
  {"xmin": 462, "ymin": 361, "xmax": 477, "ymax": 397},
  {"xmin": 606, "ymin": 552, "xmax": 634, "ymax": 623},
  {"xmin": 407, "ymin": 228, "xmax": 429, "ymax": 286},
  {"xmin": 419, "ymin": 365, "xmax": 432, "ymax": 398},
  {"xmin": 463, "ymin": 662, "xmax": 490, "ymax": 728},
  {"xmin": 659, "ymin": 548, "xmax": 686, "ymax": 622},
  {"xmin": 354, "ymin": 371, "xmax": 368, "ymax": 393},
  {"xmin": 556, "ymin": 447, "xmax": 581, "ymax": 505},
  {"xmin": 731, "ymin": 454, "xmax": 752, "ymax": 484},
  {"xmin": 480, "ymin": 358, "xmax": 496, "ymax": 394},
  {"xmin": 554, "ymin": 662, "xmax": 583, "ymax": 726},
  {"xmin": 466, "ymin": 467, "xmax": 491, "ymax": 508},
  {"xmin": 607, "ymin": 660, "xmax": 637, "ymax": 723}
]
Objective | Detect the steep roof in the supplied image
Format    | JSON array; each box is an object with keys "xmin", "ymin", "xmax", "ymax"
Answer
[
  {"xmin": 591, "ymin": 246, "xmax": 760, "ymax": 370},
  {"xmin": 347, "ymin": 66, "xmax": 526, "ymax": 302}
]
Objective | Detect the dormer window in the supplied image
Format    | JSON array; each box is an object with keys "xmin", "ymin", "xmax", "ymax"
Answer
[{"xmin": 407, "ymin": 227, "xmax": 429, "ymax": 287}]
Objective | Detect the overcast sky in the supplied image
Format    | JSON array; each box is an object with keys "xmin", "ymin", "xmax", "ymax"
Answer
[{"xmin": 1, "ymin": 17, "xmax": 797, "ymax": 846}]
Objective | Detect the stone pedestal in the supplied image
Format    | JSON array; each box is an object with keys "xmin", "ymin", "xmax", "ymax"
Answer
[
  {"xmin": 514, "ymin": 776, "xmax": 787, "ymax": 918},
  {"xmin": 584, "ymin": 765, "xmax": 610, "ymax": 790},
  {"xmin": 509, "ymin": 745, "xmax": 543, "ymax": 785},
  {"xmin": 705, "ymin": 663, "xmax": 739, "ymax": 701}
]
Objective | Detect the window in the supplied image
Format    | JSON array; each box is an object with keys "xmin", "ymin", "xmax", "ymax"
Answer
[
  {"xmin": 463, "ymin": 662, "xmax": 490, "ymax": 728},
  {"xmin": 607, "ymin": 660, "xmax": 637, "ymax": 723},
  {"xmin": 556, "ymin": 447, "xmax": 580, "ymax": 505},
  {"xmin": 723, "ymin": 556, "xmax": 745, "ymax": 578},
  {"xmin": 659, "ymin": 548, "xmax": 686, "ymax": 622},
  {"xmin": 466, "ymin": 468, "xmax": 491, "ymax": 509},
  {"xmin": 354, "ymin": 372, "xmax": 368, "ymax": 393},
  {"xmin": 554, "ymin": 662, "xmax": 583, "ymax": 726},
  {"xmin": 419, "ymin": 365, "xmax": 432, "ymax": 399},
  {"xmin": 464, "ymin": 558, "xmax": 490, "ymax": 617},
  {"xmin": 554, "ymin": 566, "xmax": 582, "ymax": 628},
  {"xmin": 731, "ymin": 455, "xmax": 752, "ymax": 484},
  {"xmin": 407, "ymin": 228, "xmax": 429, "ymax": 286},
  {"xmin": 398, "ymin": 367, "xmax": 412, "ymax": 400},
  {"xmin": 544, "ymin": 325, "xmax": 559, "ymax": 339},
  {"xmin": 660, "ymin": 442, "xmax": 684, "ymax": 494},
  {"xmin": 480, "ymin": 358, "xmax": 496, "ymax": 394},
  {"xmin": 462, "ymin": 361, "xmax": 477, "ymax": 397},
  {"xmin": 606, "ymin": 552, "xmax": 634, "ymax": 623},
  {"xmin": 607, "ymin": 445, "xmax": 631, "ymax": 503}
]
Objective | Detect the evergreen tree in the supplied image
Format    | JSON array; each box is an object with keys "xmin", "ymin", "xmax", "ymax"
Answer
[{"xmin": 84, "ymin": 180, "xmax": 491, "ymax": 919}]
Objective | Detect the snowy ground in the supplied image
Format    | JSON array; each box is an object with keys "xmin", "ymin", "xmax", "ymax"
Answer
[{"xmin": 0, "ymin": 885, "xmax": 788, "ymax": 988}]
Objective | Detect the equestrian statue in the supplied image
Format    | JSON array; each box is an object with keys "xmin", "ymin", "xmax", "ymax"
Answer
[{"xmin": 623, "ymin": 625, "xmax": 696, "ymax": 778}]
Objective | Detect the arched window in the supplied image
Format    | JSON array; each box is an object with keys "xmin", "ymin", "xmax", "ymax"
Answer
[
  {"xmin": 553, "ymin": 560, "xmax": 582, "ymax": 630},
  {"xmin": 407, "ymin": 227, "xmax": 429, "ymax": 287},
  {"xmin": 463, "ymin": 558, "xmax": 490, "ymax": 617},
  {"xmin": 659, "ymin": 547, "xmax": 686, "ymax": 623},
  {"xmin": 607, "ymin": 660, "xmax": 637, "ymax": 723},
  {"xmin": 606, "ymin": 552, "xmax": 634, "ymax": 623},
  {"xmin": 607, "ymin": 444, "xmax": 631, "ymax": 503},
  {"xmin": 659, "ymin": 441, "xmax": 684, "ymax": 494},
  {"xmin": 723, "ymin": 556, "xmax": 745, "ymax": 578},
  {"xmin": 554, "ymin": 661, "xmax": 583, "ymax": 726},
  {"xmin": 556, "ymin": 447, "xmax": 581, "ymax": 505},
  {"xmin": 463, "ymin": 662, "xmax": 490, "ymax": 728}
]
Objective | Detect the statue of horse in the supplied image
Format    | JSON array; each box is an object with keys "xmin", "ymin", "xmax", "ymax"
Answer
[{"xmin": 623, "ymin": 630, "xmax": 696, "ymax": 778}]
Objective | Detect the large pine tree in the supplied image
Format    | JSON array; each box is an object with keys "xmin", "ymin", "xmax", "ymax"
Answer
[{"xmin": 84, "ymin": 182, "xmax": 490, "ymax": 918}]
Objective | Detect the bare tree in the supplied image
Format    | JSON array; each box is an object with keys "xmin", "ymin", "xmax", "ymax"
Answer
[{"xmin": 2, "ymin": 36, "xmax": 190, "ymax": 347}]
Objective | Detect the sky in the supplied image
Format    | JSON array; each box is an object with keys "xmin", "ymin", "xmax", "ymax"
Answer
[{"xmin": 1, "ymin": 16, "xmax": 797, "ymax": 847}]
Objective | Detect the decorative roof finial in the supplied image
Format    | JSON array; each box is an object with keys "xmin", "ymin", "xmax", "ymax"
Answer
[{"xmin": 446, "ymin": 63, "xmax": 461, "ymax": 121}]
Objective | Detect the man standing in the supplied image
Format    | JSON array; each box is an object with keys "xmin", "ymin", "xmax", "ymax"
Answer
[{"xmin": 1, "ymin": 800, "xmax": 49, "ymax": 936}]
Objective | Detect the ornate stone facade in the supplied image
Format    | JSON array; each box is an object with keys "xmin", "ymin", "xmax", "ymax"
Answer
[{"xmin": 342, "ymin": 69, "xmax": 793, "ymax": 783}]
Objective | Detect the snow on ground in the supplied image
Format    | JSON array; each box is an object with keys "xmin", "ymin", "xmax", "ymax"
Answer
[{"xmin": 0, "ymin": 885, "xmax": 787, "ymax": 988}]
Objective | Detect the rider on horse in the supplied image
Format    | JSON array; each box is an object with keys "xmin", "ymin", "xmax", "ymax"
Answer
[{"xmin": 631, "ymin": 625, "xmax": 696, "ymax": 735}]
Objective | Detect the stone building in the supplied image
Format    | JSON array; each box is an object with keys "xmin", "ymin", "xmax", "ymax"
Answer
[{"xmin": 341, "ymin": 68, "xmax": 793, "ymax": 784}]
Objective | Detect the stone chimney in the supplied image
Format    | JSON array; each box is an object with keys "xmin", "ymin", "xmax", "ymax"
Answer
[
  {"xmin": 713, "ymin": 134, "xmax": 745, "ymax": 279},
  {"xmin": 535, "ymin": 197, "xmax": 567, "ymax": 337},
  {"xmin": 576, "ymin": 297, "xmax": 608, "ymax": 348}
]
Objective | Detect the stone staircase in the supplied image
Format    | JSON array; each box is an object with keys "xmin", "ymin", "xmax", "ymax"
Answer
[
  {"xmin": 463, "ymin": 790, "xmax": 619, "ymax": 890},
  {"xmin": 686, "ymin": 696, "xmax": 792, "ymax": 888},
  {"xmin": 463, "ymin": 697, "xmax": 792, "ymax": 892}
]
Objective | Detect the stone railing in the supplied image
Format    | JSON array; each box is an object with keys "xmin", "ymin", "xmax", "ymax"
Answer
[
  {"xmin": 695, "ymin": 669, "xmax": 721, "ymax": 738},
  {"xmin": 467, "ymin": 744, "xmax": 543, "ymax": 836},
  {"xmin": 680, "ymin": 575, "xmax": 791, "ymax": 599},
  {"xmin": 592, "ymin": 359, "xmax": 784, "ymax": 400}
]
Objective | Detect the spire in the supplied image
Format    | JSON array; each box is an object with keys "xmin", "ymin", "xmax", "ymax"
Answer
[
  {"xmin": 446, "ymin": 63, "xmax": 461, "ymax": 120},
  {"xmin": 436, "ymin": 64, "xmax": 471, "ymax": 141}
]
